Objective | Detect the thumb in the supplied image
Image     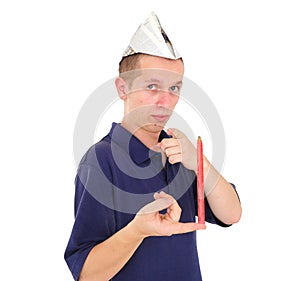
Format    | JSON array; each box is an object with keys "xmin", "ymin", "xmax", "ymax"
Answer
[{"xmin": 167, "ymin": 128, "xmax": 184, "ymax": 139}]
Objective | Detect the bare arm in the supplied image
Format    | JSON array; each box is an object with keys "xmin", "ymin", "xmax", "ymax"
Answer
[
  {"xmin": 79, "ymin": 192, "xmax": 204, "ymax": 281},
  {"xmin": 203, "ymin": 156, "xmax": 242, "ymax": 225}
]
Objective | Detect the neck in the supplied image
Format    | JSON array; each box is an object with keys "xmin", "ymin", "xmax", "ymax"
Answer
[{"xmin": 121, "ymin": 121, "xmax": 161, "ymax": 149}]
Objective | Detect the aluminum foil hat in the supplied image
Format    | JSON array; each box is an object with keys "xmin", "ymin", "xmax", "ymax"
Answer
[{"xmin": 122, "ymin": 12, "xmax": 181, "ymax": 60}]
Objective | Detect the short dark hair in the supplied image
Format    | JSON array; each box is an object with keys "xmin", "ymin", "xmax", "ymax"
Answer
[{"xmin": 118, "ymin": 53, "xmax": 143, "ymax": 75}]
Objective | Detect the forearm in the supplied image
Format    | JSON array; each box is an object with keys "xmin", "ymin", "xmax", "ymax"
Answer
[
  {"xmin": 203, "ymin": 157, "xmax": 242, "ymax": 225},
  {"xmin": 160, "ymin": 129, "xmax": 241, "ymax": 225},
  {"xmin": 79, "ymin": 223, "xmax": 144, "ymax": 281}
]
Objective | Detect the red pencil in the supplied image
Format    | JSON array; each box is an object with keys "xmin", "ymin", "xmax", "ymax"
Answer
[{"xmin": 197, "ymin": 136, "xmax": 205, "ymax": 224}]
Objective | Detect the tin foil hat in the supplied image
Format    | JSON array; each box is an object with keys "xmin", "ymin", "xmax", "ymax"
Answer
[{"xmin": 122, "ymin": 12, "xmax": 181, "ymax": 60}]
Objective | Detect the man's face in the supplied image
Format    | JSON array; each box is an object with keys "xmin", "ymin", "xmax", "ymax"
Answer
[{"xmin": 123, "ymin": 55, "xmax": 184, "ymax": 134}]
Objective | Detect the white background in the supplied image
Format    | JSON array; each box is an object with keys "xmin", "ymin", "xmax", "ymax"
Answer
[{"xmin": 1, "ymin": 1, "xmax": 299, "ymax": 280}]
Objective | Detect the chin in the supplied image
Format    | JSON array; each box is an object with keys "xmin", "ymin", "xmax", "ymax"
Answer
[{"xmin": 145, "ymin": 123, "xmax": 165, "ymax": 133}]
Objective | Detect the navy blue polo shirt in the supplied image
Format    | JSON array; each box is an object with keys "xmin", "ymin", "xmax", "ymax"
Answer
[{"xmin": 64, "ymin": 123, "xmax": 233, "ymax": 281}]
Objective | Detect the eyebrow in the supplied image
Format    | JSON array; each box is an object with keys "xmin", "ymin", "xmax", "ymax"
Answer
[
  {"xmin": 144, "ymin": 78, "xmax": 161, "ymax": 84},
  {"xmin": 144, "ymin": 79, "xmax": 183, "ymax": 86}
]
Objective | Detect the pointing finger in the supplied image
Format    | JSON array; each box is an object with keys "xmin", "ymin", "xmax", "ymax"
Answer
[{"xmin": 172, "ymin": 222, "xmax": 206, "ymax": 234}]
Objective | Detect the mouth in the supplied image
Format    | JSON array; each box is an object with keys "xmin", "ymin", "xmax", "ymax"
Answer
[{"xmin": 151, "ymin": 115, "xmax": 170, "ymax": 122}]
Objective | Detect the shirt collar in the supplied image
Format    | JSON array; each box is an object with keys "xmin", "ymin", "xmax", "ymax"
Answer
[{"xmin": 108, "ymin": 122, "xmax": 171, "ymax": 165}]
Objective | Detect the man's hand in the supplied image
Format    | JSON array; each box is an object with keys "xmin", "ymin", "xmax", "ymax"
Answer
[
  {"xmin": 158, "ymin": 128, "xmax": 197, "ymax": 173},
  {"xmin": 128, "ymin": 191, "xmax": 205, "ymax": 239}
]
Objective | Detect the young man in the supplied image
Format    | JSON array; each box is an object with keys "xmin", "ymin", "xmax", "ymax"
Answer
[{"xmin": 65, "ymin": 13, "xmax": 242, "ymax": 281}]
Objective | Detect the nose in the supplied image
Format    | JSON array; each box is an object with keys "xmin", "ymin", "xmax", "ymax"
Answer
[{"xmin": 156, "ymin": 90, "xmax": 175, "ymax": 108}]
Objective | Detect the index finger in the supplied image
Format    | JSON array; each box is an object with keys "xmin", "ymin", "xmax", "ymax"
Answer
[
  {"xmin": 159, "ymin": 138, "xmax": 179, "ymax": 150},
  {"xmin": 172, "ymin": 222, "xmax": 206, "ymax": 234}
]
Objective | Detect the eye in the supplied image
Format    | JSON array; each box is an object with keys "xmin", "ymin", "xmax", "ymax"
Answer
[
  {"xmin": 147, "ymin": 84, "xmax": 158, "ymax": 91},
  {"xmin": 169, "ymin": 85, "xmax": 180, "ymax": 94}
]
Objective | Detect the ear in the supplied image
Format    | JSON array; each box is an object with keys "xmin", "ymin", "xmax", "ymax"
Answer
[{"xmin": 115, "ymin": 77, "xmax": 127, "ymax": 100}]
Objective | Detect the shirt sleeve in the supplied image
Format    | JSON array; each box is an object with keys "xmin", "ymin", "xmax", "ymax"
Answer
[{"xmin": 64, "ymin": 164, "xmax": 116, "ymax": 281}]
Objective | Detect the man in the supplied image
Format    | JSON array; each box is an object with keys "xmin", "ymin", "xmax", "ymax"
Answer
[{"xmin": 65, "ymin": 12, "xmax": 242, "ymax": 281}]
